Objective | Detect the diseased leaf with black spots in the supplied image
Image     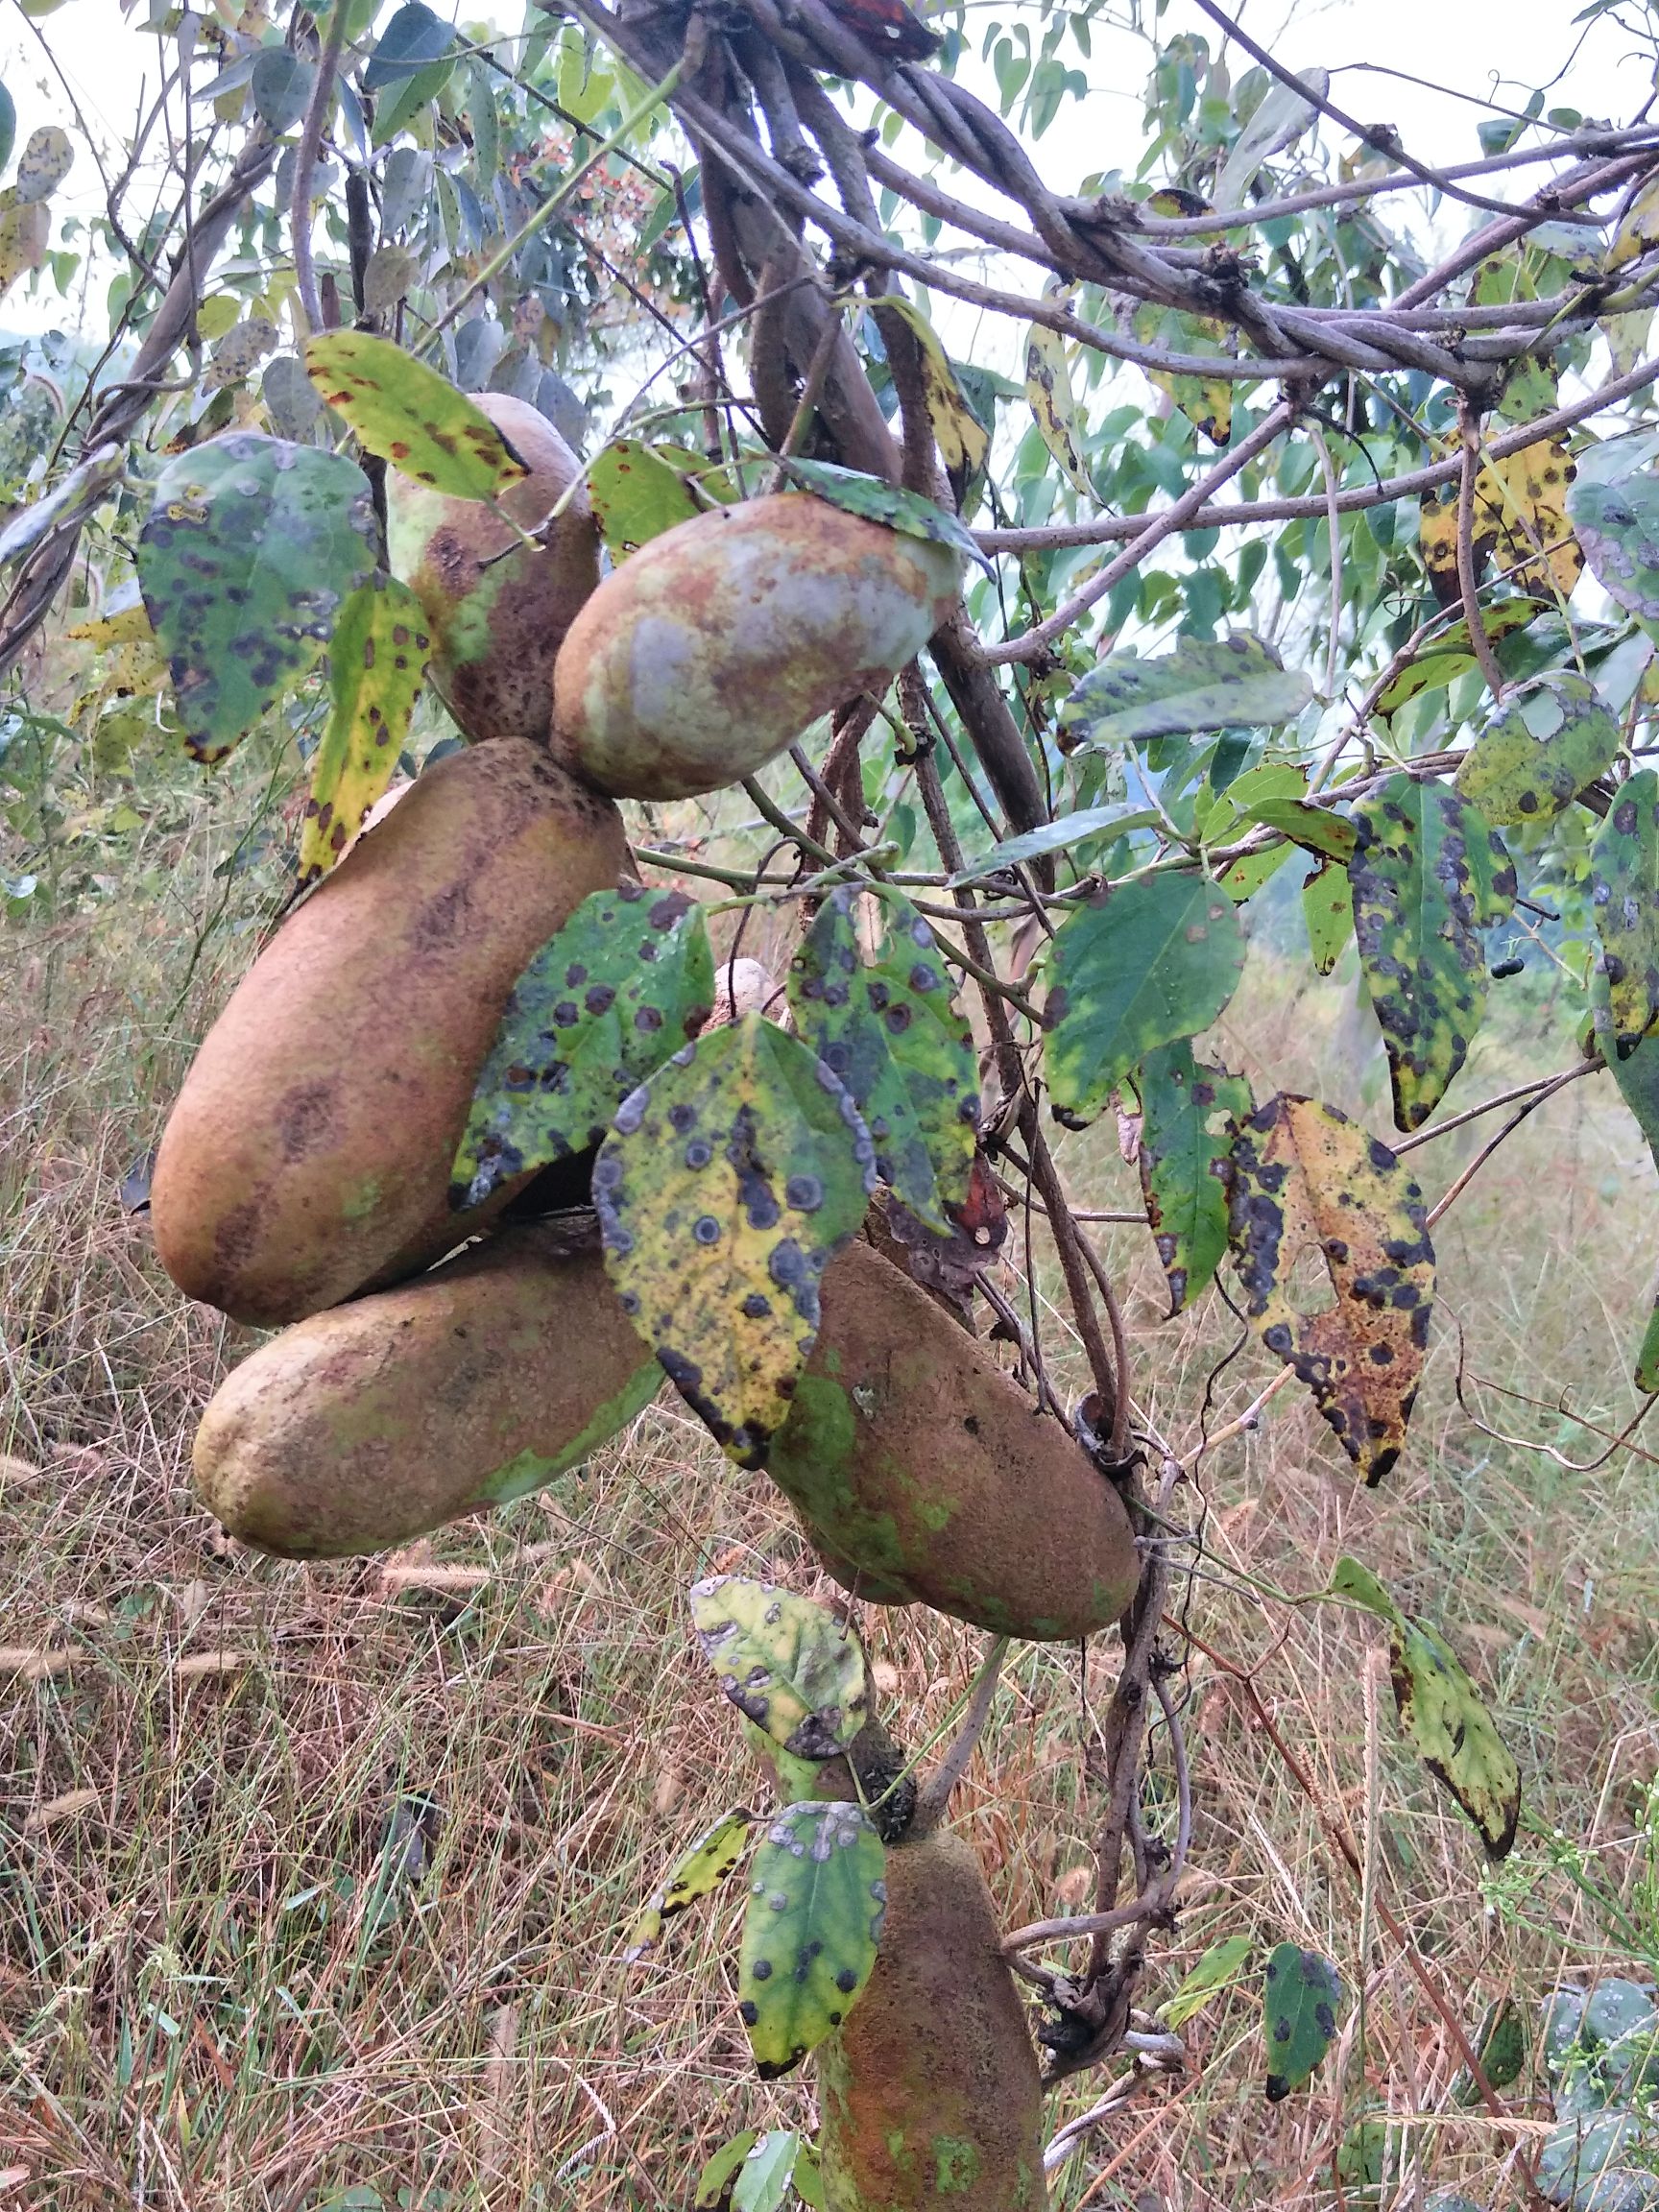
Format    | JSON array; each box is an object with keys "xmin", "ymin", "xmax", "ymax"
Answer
[
  {"xmin": 876, "ymin": 297, "xmax": 991, "ymax": 493},
  {"xmin": 1233, "ymin": 798, "xmax": 1357, "ymax": 862},
  {"xmin": 736, "ymin": 1801, "xmax": 885, "ymax": 2080},
  {"xmin": 299, "ymin": 575, "xmax": 431, "ymax": 886},
  {"xmin": 1225, "ymin": 1095, "xmax": 1434, "ymax": 1486},
  {"xmin": 137, "ymin": 432, "xmax": 376, "ymax": 762},
  {"xmin": 1418, "ymin": 433, "xmax": 1581, "ymax": 608},
  {"xmin": 453, "ymin": 886, "xmax": 714, "ymax": 1207},
  {"xmin": 1045, "ymin": 873, "xmax": 1246, "ymax": 1126},
  {"xmin": 1455, "ymin": 671, "xmax": 1620, "ymax": 828},
  {"xmin": 1350, "ymin": 776, "xmax": 1516, "ymax": 1132},
  {"xmin": 1590, "ymin": 768, "xmax": 1659, "ymax": 1056},
  {"xmin": 1063, "ymin": 634, "xmax": 1312, "ymax": 751},
  {"xmin": 1262, "ymin": 1942, "xmax": 1343, "ymax": 2101},
  {"xmin": 587, "ymin": 437, "xmax": 701, "ymax": 559},
  {"xmin": 787, "ymin": 888, "xmax": 977, "ymax": 1238},
  {"xmin": 304, "ymin": 330, "xmax": 530, "ymax": 500},
  {"xmin": 1568, "ymin": 432, "xmax": 1659, "ymax": 619},
  {"xmin": 1303, "ymin": 858, "xmax": 1354, "ymax": 975},
  {"xmin": 12, "ymin": 125, "xmax": 72, "ymax": 205},
  {"xmin": 594, "ymin": 1015, "xmax": 876, "ymax": 1466},
  {"xmin": 774, "ymin": 457, "xmax": 985, "ymax": 571},
  {"xmin": 625, "ymin": 1808, "xmax": 754, "ymax": 1964},
  {"xmin": 688, "ymin": 1576, "xmax": 868, "ymax": 1760},
  {"xmin": 1137, "ymin": 1038, "xmax": 1251, "ymax": 1315},
  {"xmin": 1373, "ymin": 601, "xmax": 1545, "ymax": 718},
  {"xmin": 694, "ymin": 2131, "xmax": 760, "ymax": 2211},
  {"xmin": 1024, "ymin": 315, "xmax": 1096, "ymax": 500},
  {"xmin": 1392, "ymin": 1619, "xmax": 1521, "ymax": 1859},
  {"xmin": 1132, "ymin": 302, "xmax": 1235, "ymax": 445}
]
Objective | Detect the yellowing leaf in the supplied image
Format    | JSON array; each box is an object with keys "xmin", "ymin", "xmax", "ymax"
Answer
[
  {"xmin": 876, "ymin": 297, "xmax": 990, "ymax": 487},
  {"xmin": 304, "ymin": 329, "xmax": 530, "ymax": 499},
  {"xmin": 1023, "ymin": 320, "xmax": 1095, "ymax": 501},
  {"xmin": 1609, "ymin": 174, "xmax": 1659, "ymax": 272},
  {"xmin": 1133, "ymin": 304, "xmax": 1234, "ymax": 445},
  {"xmin": 1418, "ymin": 434, "xmax": 1582, "ymax": 608},
  {"xmin": 625, "ymin": 1808, "xmax": 754, "ymax": 1964},
  {"xmin": 0, "ymin": 190, "xmax": 48, "ymax": 302},
  {"xmin": 299, "ymin": 574, "xmax": 431, "ymax": 885}
]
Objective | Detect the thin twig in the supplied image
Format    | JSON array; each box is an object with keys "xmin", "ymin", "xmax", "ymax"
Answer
[{"xmin": 911, "ymin": 1635, "xmax": 1010, "ymax": 1832}]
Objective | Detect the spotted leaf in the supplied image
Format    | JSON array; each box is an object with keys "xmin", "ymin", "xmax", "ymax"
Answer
[
  {"xmin": 1373, "ymin": 601, "xmax": 1546, "ymax": 717},
  {"xmin": 299, "ymin": 575, "xmax": 431, "ymax": 886},
  {"xmin": 12, "ymin": 125, "xmax": 71, "ymax": 205},
  {"xmin": 1455, "ymin": 671, "xmax": 1620, "ymax": 828},
  {"xmin": 1044, "ymin": 872, "xmax": 1246, "ymax": 1127},
  {"xmin": 1262, "ymin": 1943, "xmax": 1344, "ymax": 2102},
  {"xmin": 0, "ymin": 190, "xmax": 49, "ymax": 303},
  {"xmin": 1418, "ymin": 433, "xmax": 1581, "ymax": 607},
  {"xmin": 304, "ymin": 330, "xmax": 530, "ymax": 500},
  {"xmin": 1133, "ymin": 303, "xmax": 1235, "ymax": 445},
  {"xmin": 787, "ymin": 888, "xmax": 977, "ymax": 1238},
  {"xmin": 587, "ymin": 437, "xmax": 701, "ymax": 559},
  {"xmin": 594, "ymin": 1015, "xmax": 876, "ymax": 1466},
  {"xmin": 624, "ymin": 1807, "xmax": 754, "ymax": 1964},
  {"xmin": 1590, "ymin": 768, "xmax": 1659, "ymax": 1057},
  {"xmin": 453, "ymin": 886, "xmax": 714, "ymax": 1208},
  {"xmin": 874, "ymin": 297, "xmax": 990, "ymax": 490},
  {"xmin": 774, "ymin": 457, "xmax": 983, "ymax": 571},
  {"xmin": 1568, "ymin": 431, "xmax": 1659, "ymax": 620},
  {"xmin": 137, "ymin": 432, "xmax": 376, "ymax": 762},
  {"xmin": 1349, "ymin": 776, "xmax": 1516, "ymax": 1132},
  {"xmin": 737, "ymin": 1801, "xmax": 885, "ymax": 2080},
  {"xmin": 1225, "ymin": 1095, "xmax": 1434, "ymax": 1486},
  {"xmin": 1137, "ymin": 1038, "xmax": 1251, "ymax": 1316},
  {"xmin": 1303, "ymin": 858, "xmax": 1354, "ymax": 975},
  {"xmin": 1063, "ymin": 634, "xmax": 1312, "ymax": 752},
  {"xmin": 689, "ymin": 1576, "xmax": 868, "ymax": 1760},
  {"xmin": 1023, "ymin": 320, "xmax": 1096, "ymax": 502}
]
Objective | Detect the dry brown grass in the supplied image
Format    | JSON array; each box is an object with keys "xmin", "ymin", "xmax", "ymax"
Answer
[{"xmin": 4, "ymin": 770, "xmax": 1658, "ymax": 2211}]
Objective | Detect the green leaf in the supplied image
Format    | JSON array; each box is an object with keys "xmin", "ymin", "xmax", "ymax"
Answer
[
  {"xmin": 1567, "ymin": 431, "xmax": 1659, "ymax": 619},
  {"xmin": 1023, "ymin": 320, "xmax": 1096, "ymax": 500},
  {"xmin": 775, "ymin": 457, "xmax": 984, "ymax": 574},
  {"xmin": 1350, "ymin": 777, "xmax": 1517, "ymax": 1132},
  {"xmin": 252, "ymin": 47, "xmax": 316, "ymax": 133},
  {"xmin": 737, "ymin": 1802, "xmax": 885, "ymax": 2080},
  {"xmin": 0, "ymin": 84, "xmax": 18, "ymax": 179},
  {"xmin": 1262, "ymin": 1942, "xmax": 1344, "ymax": 2102},
  {"xmin": 947, "ymin": 806, "xmax": 1158, "ymax": 884},
  {"xmin": 465, "ymin": 58, "xmax": 498, "ymax": 186},
  {"xmin": 299, "ymin": 575, "xmax": 431, "ymax": 886},
  {"xmin": 1329, "ymin": 1554, "xmax": 1400, "ymax": 1621},
  {"xmin": 1636, "ymin": 1299, "xmax": 1659, "ymax": 1394},
  {"xmin": 137, "ymin": 432, "xmax": 376, "ymax": 763},
  {"xmin": 305, "ymin": 331, "xmax": 530, "ymax": 500},
  {"xmin": 1234, "ymin": 798, "xmax": 1357, "ymax": 862},
  {"xmin": 1064, "ymin": 635, "xmax": 1312, "ymax": 751},
  {"xmin": 732, "ymin": 2132, "xmax": 805, "ymax": 2212},
  {"xmin": 1137, "ymin": 1038, "xmax": 1250, "ymax": 1315},
  {"xmin": 790, "ymin": 2139, "xmax": 826, "ymax": 2212},
  {"xmin": 688, "ymin": 1576, "xmax": 869, "ymax": 1759},
  {"xmin": 1392, "ymin": 1619, "xmax": 1521, "ymax": 1859},
  {"xmin": 787, "ymin": 889, "xmax": 977, "ymax": 1238},
  {"xmin": 452, "ymin": 886, "xmax": 714, "ymax": 1207},
  {"xmin": 695, "ymin": 2133, "xmax": 760, "ymax": 2211},
  {"xmin": 594, "ymin": 1015, "xmax": 876, "ymax": 1466},
  {"xmin": 1455, "ymin": 672, "xmax": 1621, "ymax": 827},
  {"xmin": 1044, "ymin": 873, "xmax": 1246, "ymax": 1125},
  {"xmin": 1303, "ymin": 858, "xmax": 1353, "ymax": 974},
  {"xmin": 624, "ymin": 1808, "xmax": 754, "ymax": 1964},
  {"xmin": 586, "ymin": 437, "xmax": 702, "ymax": 559},
  {"xmin": 1162, "ymin": 1934, "xmax": 1254, "ymax": 2029},
  {"xmin": 363, "ymin": 0, "xmax": 454, "ymax": 87},
  {"xmin": 1226, "ymin": 1095, "xmax": 1434, "ymax": 1486},
  {"xmin": 1453, "ymin": 1997, "xmax": 1530, "ymax": 2104},
  {"xmin": 1590, "ymin": 769, "xmax": 1659, "ymax": 1056}
]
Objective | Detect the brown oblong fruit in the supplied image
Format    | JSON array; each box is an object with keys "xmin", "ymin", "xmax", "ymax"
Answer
[
  {"xmin": 549, "ymin": 493, "xmax": 964, "ymax": 800},
  {"xmin": 817, "ymin": 1825, "xmax": 1049, "ymax": 2211},
  {"xmin": 152, "ymin": 740, "xmax": 626, "ymax": 1325},
  {"xmin": 386, "ymin": 392, "xmax": 599, "ymax": 744},
  {"xmin": 765, "ymin": 1238, "xmax": 1140, "ymax": 1641},
  {"xmin": 193, "ymin": 1222, "xmax": 661, "ymax": 1557}
]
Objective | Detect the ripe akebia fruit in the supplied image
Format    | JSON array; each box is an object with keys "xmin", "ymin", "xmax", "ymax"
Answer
[
  {"xmin": 816, "ymin": 1824, "xmax": 1049, "ymax": 2211},
  {"xmin": 151, "ymin": 740, "xmax": 627, "ymax": 1325},
  {"xmin": 549, "ymin": 493, "xmax": 964, "ymax": 800},
  {"xmin": 192, "ymin": 1222, "xmax": 661, "ymax": 1557},
  {"xmin": 386, "ymin": 392, "xmax": 599, "ymax": 745},
  {"xmin": 766, "ymin": 1238, "xmax": 1141, "ymax": 1642}
]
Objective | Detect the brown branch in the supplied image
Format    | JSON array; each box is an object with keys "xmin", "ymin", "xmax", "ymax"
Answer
[{"xmin": 290, "ymin": 0, "xmax": 350, "ymax": 335}]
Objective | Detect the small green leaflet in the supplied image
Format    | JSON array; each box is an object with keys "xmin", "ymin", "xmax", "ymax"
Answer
[
  {"xmin": 1045, "ymin": 873, "xmax": 1246, "ymax": 1126},
  {"xmin": 688, "ymin": 1576, "xmax": 869, "ymax": 1760},
  {"xmin": 1162, "ymin": 1934, "xmax": 1254, "ymax": 2029},
  {"xmin": 1234, "ymin": 798, "xmax": 1357, "ymax": 862},
  {"xmin": 1350, "ymin": 776, "xmax": 1516, "ymax": 1132},
  {"xmin": 137, "ymin": 432, "xmax": 376, "ymax": 762},
  {"xmin": 299, "ymin": 575, "xmax": 430, "ymax": 887},
  {"xmin": 1637, "ymin": 1301, "xmax": 1659, "ymax": 1394},
  {"xmin": 948, "ymin": 807, "xmax": 1158, "ymax": 885},
  {"xmin": 774, "ymin": 456, "xmax": 984, "ymax": 573},
  {"xmin": 305, "ymin": 330, "xmax": 529, "ymax": 501},
  {"xmin": 587, "ymin": 437, "xmax": 701, "ymax": 558},
  {"xmin": 1590, "ymin": 769, "xmax": 1659, "ymax": 1056},
  {"xmin": 624, "ymin": 1808, "xmax": 754, "ymax": 1964},
  {"xmin": 1329, "ymin": 1556, "xmax": 1521, "ymax": 1860},
  {"xmin": 787, "ymin": 888, "xmax": 978, "ymax": 1238},
  {"xmin": 452, "ymin": 886, "xmax": 714, "ymax": 1208},
  {"xmin": 1023, "ymin": 320, "xmax": 1097, "ymax": 501},
  {"xmin": 1303, "ymin": 859, "xmax": 1354, "ymax": 974},
  {"xmin": 1566, "ymin": 430, "xmax": 1659, "ymax": 619},
  {"xmin": 1262, "ymin": 1942, "xmax": 1343, "ymax": 2102},
  {"xmin": 737, "ymin": 1801, "xmax": 886, "ymax": 2080},
  {"xmin": 695, "ymin": 2131, "xmax": 819, "ymax": 2212},
  {"xmin": 1455, "ymin": 671, "xmax": 1621, "ymax": 827},
  {"xmin": 1064, "ymin": 635, "xmax": 1312, "ymax": 752},
  {"xmin": 1137, "ymin": 1039, "xmax": 1251, "ymax": 1316},
  {"xmin": 1374, "ymin": 601, "xmax": 1544, "ymax": 717},
  {"xmin": 1453, "ymin": 1997, "xmax": 1529, "ymax": 2104},
  {"xmin": 594, "ymin": 1015, "xmax": 876, "ymax": 1467}
]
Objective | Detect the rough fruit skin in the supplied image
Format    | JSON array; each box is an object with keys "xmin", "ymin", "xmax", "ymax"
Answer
[
  {"xmin": 766, "ymin": 1239, "xmax": 1140, "ymax": 1641},
  {"xmin": 550, "ymin": 493, "xmax": 964, "ymax": 800},
  {"xmin": 817, "ymin": 1828, "xmax": 1049, "ymax": 2212},
  {"xmin": 386, "ymin": 392, "xmax": 599, "ymax": 745},
  {"xmin": 152, "ymin": 741, "xmax": 626, "ymax": 1325},
  {"xmin": 193, "ymin": 1225, "xmax": 661, "ymax": 1557}
]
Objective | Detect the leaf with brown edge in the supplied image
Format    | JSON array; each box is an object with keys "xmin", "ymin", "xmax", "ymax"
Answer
[
  {"xmin": 304, "ymin": 330, "xmax": 530, "ymax": 501},
  {"xmin": 299, "ymin": 575, "xmax": 431, "ymax": 886},
  {"xmin": 1418, "ymin": 432, "xmax": 1582, "ymax": 609},
  {"xmin": 1224, "ymin": 1095, "xmax": 1434, "ymax": 1486}
]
